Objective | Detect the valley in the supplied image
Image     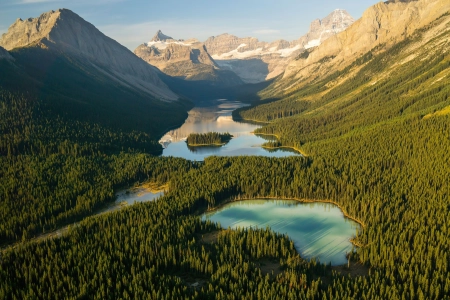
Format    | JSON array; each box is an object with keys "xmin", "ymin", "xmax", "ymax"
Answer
[
  {"xmin": 1, "ymin": 0, "xmax": 450, "ymax": 299},
  {"xmin": 159, "ymin": 99, "xmax": 300, "ymax": 160}
]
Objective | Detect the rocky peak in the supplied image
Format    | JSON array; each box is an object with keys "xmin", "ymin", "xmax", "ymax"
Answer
[
  {"xmin": 151, "ymin": 30, "xmax": 174, "ymax": 42},
  {"xmin": 284, "ymin": 0, "xmax": 450, "ymax": 80},
  {"xmin": 303, "ymin": 9, "xmax": 355, "ymax": 49},
  {"xmin": 0, "ymin": 8, "xmax": 179, "ymax": 101}
]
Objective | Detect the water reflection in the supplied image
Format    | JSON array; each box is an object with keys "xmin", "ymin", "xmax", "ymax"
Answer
[
  {"xmin": 160, "ymin": 100, "xmax": 300, "ymax": 160},
  {"xmin": 203, "ymin": 200, "xmax": 360, "ymax": 266}
]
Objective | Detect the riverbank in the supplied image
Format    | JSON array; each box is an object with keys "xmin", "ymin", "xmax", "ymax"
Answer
[
  {"xmin": 1, "ymin": 182, "xmax": 167, "ymax": 253},
  {"xmin": 187, "ymin": 143, "xmax": 226, "ymax": 147}
]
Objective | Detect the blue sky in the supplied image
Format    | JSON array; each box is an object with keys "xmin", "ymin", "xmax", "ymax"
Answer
[{"xmin": 0, "ymin": 0, "xmax": 381, "ymax": 50}]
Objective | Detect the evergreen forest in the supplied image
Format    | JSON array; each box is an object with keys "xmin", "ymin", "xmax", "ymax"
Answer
[
  {"xmin": 186, "ymin": 132, "xmax": 233, "ymax": 146},
  {"xmin": 0, "ymin": 8, "xmax": 450, "ymax": 300}
]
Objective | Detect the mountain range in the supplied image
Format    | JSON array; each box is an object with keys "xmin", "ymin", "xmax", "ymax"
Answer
[
  {"xmin": 134, "ymin": 9, "xmax": 354, "ymax": 84},
  {"xmin": 2, "ymin": 0, "xmax": 450, "ymax": 298},
  {"xmin": 134, "ymin": 31, "xmax": 243, "ymax": 86},
  {"xmin": 0, "ymin": 9, "xmax": 190, "ymax": 139}
]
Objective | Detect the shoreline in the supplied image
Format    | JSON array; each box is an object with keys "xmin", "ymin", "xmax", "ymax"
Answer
[
  {"xmin": 187, "ymin": 143, "xmax": 226, "ymax": 147},
  {"xmin": 1, "ymin": 181, "xmax": 167, "ymax": 253},
  {"xmin": 255, "ymin": 132, "xmax": 309, "ymax": 157},
  {"xmin": 233, "ymin": 117, "xmax": 271, "ymax": 125}
]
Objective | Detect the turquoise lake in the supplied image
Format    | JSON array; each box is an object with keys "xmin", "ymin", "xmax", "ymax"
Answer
[{"xmin": 202, "ymin": 200, "xmax": 360, "ymax": 266}]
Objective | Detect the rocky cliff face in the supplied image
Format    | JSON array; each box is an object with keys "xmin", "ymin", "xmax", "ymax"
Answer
[
  {"xmin": 204, "ymin": 9, "xmax": 354, "ymax": 83},
  {"xmin": 283, "ymin": 0, "xmax": 450, "ymax": 81},
  {"xmin": 134, "ymin": 31, "xmax": 242, "ymax": 85},
  {"xmin": 0, "ymin": 9, "xmax": 178, "ymax": 101},
  {"xmin": 301, "ymin": 9, "xmax": 355, "ymax": 49}
]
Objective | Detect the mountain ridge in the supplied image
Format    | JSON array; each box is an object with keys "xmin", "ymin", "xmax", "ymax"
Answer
[
  {"xmin": 0, "ymin": 9, "xmax": 179, "ymax": 101},
  {"xmin": 135, "ymin": 9, "xmax": 354, "ymax": 84},
  {"xmin": 135, "ymin": 30, "xmax": 243, "ymax": 86},
  {"xmin": 281, "ymin": 0, "xmax": 450, "ymax": 83}
]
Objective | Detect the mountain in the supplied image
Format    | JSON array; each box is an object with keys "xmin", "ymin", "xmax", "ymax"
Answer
[
  {"xmin": 280, "ymin": 0, "xmax": 450, "ymax": 85},
  {"xmin": 151, "ymin": 29, "xmax": 175, "ymax": 42},
  {"xmin": 0, "ymin": 9, "xmax": 178, "ymax": 101},
  {"xmin": 0, "ymin": 9, "xmax": 190, "ymax": 138},
  {"xmin": 135, "ymin": 9, "xmax": 354, "ymax": 86},
  {"xmin": 300, "ymin": 9, "xmax": 355, "ymax": 49},
  {"xmin": 236, "ymin": 0, "xmax": 450, "ymax": 127},
  {"xmin": 205, "ymin": 9, "xmax": 354, "ymax": 83},
  {"xmin": 134, "ymin": 30, "xmax": 243, "ymax": 86}
]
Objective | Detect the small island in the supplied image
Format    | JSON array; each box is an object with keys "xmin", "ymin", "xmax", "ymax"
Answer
[{"xmin": 186, "ymin": 132, "xmax": 233, "ymax": 147}]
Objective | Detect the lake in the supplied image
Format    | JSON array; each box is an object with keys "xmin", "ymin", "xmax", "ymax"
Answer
[
  {"xmin": 159, "ymin": 99, "xmax": 299, "ymax": 160},
  {"xmin": 203, "ymin": 200, "xmax": 360, "ymax": 266},
  {"xmin": 97, "ymin": 187, "xmax": 165, "ymax": 215}
]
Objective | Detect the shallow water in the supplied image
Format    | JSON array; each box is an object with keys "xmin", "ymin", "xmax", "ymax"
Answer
[
  {"xmin": 160, "ymin": 100, "xmax": 299, "ymax": 160},
  {"xmin": 115, "ymin": 187, "xmax": 164, "ymax": 205},
  {"xmin": 203, "ymin": 199, "xmax": 360, "ymax": 265}
]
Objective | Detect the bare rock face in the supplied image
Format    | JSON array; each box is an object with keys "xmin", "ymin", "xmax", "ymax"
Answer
[
  {"xmin": 300, "ymin": 9, "xmax": 355, "ymax": 49},
  {"xmin": 0, "ymin": 46, "xmax": 13, "ymax": 61},
  {"xmin": 0, "ymin": 9, "xmax": 178, "ymax": 101},
  {"xmin": 151, "ymin": 30, "xmax": 175, "ymax": 42},
  {"xmin": 283, "ymin": 0, "xmax": 450, "ymax": 80},
  {"xmin": 135, "ymin": 31, "xmax": 242, "ymax": 85},
  {"xmin": 204, "ymin": 10, "xmax": 354, "ymax": 83}
]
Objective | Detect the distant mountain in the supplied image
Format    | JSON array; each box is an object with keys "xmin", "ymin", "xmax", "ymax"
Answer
[
  {"xmin": 0, "ymin": 9, "xmax": 190, "ymax": 138},
  {"xmin": 204, "ymin": 9, "xmax": 355, "ymax": 83},
  {"xmin": 274, "ymin": 0, "xmax": 450, "ymax": 92},
  {"xmin": 301, "ymin": 9, "xmax": 355, "ymax": 49},
  {"xmin": 237, "ymin": 0, "xmax": 450, "ymax": 123},
  {"xmin": 0, "ymin": 9, "xmax": 178, "ymax": 101},
  {"xmin": 151, "ymin": 29, "xmax": 175, "ymax": 42},
  {"xmin": 134, "ymin": 30, "xmax": 243, "ymax": 86}
]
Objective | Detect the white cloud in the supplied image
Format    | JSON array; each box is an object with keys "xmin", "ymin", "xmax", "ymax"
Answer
[{"xmin": 253, "ymin": 29, "xmax": 280, "ymax": 35}]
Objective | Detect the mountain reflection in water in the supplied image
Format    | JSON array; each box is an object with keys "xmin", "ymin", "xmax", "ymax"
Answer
[{"xmin": 160, "ymin": 99, "xmax": 300, "ymax": 160}]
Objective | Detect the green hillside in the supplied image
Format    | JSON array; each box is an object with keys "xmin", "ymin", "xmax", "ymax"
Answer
[
  {"xmin": 0, "ymin": 47, "xmax": 190, "ymax": 243},
  {"xmin": 1, "ymin": 8, "xmax": 450, "ymax": 300}
]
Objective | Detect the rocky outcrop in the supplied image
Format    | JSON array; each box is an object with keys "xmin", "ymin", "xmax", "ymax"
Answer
[
  {"xmin": 300, "ymin": 9, "xmax": 355, "ymax": 49},
  {"xmin": 151, "ymin": 30, "xmax": 175, "ymax": 42},
  {"xmin": 135, "ymin": 31, "xmax": 243, "ymax": 85},
  {"xmin": 0, "ymin": 46, "xmax": 13, "ymax": 61},
  {"xmin": 205, "ymin": 9, "xmax": 354, "ymax": 83},
  {"xmin": 0, "ymin": 9, "xmax": 178, "ymax": 101},
  {"xmin": 283, "ymin": 0, "xmax": 450, "ymax": 81}
]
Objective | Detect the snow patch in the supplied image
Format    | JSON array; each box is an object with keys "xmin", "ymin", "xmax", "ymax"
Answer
[
  {"xmin": 304, "ymin": 39, "xmax": 321, "ymax": 49},
  {"xmin": 277, "ymin": 45, "xmax": 301, "ymax": 57},
  {"xmin": 212, "ymin": 47, "xmax": 264, "ymax": 60},
  {"xmin": 213, "ymin": 44, "xmax": 301, "ymax": 60},
  {"xmin": 146, "ymin": 40, "xmax": 194, "ymax": 50}
]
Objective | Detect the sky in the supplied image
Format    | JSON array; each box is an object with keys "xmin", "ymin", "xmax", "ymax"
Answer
[{"xmin": 0, "ymin": 0, "xmax": 381, "ymax": 50}]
